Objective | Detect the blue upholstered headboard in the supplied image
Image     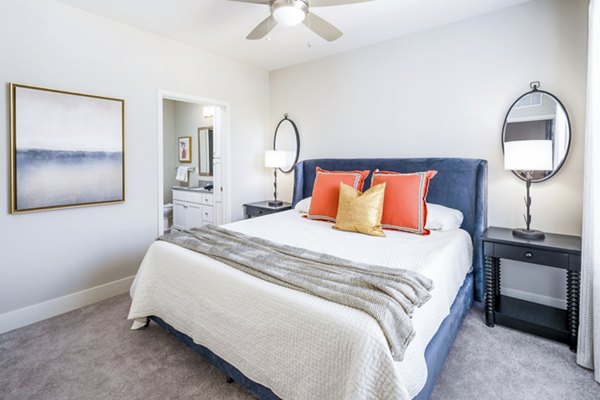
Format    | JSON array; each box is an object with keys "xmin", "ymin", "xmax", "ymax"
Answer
[{"xmin": 292, "ymin": 158, "xmax": 488, "ymax": 302}]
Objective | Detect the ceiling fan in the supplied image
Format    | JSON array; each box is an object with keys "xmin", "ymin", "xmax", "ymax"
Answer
[{"xmin": 228, "ymin": 0, "xmax": 374, "ymax": 42}]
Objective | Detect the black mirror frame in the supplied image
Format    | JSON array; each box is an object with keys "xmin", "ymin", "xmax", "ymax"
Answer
[
  {"xmin": 273, "ymin": 114, "xmax": 300, "ymax": 174},
  {"xmin": 501, "ymin": 85, "xmax": 571, "ymax": 183}
]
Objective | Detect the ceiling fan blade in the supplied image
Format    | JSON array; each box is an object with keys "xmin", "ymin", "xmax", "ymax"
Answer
[
  {"xmin": 246, "ymin": 15, "xmax": 278, "ymax": 40},
  {"xmin": 303, "ymin": 13, "xmax": 343, "ymax": 41},
  {"xmin": 227, "ymin": 0, "xmax": 270, "ymax": 4},
  {"xmin": 309, "ymin": 0, "xmax": 374, "ymax": 7}
]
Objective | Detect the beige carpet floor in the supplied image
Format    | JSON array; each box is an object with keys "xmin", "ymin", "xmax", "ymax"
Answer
[{"xmin": 0, "ymin": 293, "xmax": 598, "ymax": 400}]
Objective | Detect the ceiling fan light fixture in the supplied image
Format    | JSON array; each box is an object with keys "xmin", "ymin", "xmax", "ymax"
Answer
[{"xmin": 271, "ymin": 0, "xmax": 308, "ymax": 27}]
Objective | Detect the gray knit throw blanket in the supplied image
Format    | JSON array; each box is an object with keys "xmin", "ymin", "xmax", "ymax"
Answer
[{"xmin": 160, "ymin": 225, "xmax": 434, "ymax": 361}]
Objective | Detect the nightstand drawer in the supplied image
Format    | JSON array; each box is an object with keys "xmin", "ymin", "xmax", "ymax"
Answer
[
  {"xmin": 494, "ymin": 243, "xmax": 569, "ymax": 268},
  {"xmin": 243, "ymin": 201, "xmax": 292, "ymax": 219},
  {"xmin": 246, "ymin": 207, "xmax": 270, "ymax": 218}
]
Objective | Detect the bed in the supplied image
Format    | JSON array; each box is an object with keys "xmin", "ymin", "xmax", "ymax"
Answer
[{"xmin": 129, "ymin": 157, "xmax": 487, "ymax": 400}]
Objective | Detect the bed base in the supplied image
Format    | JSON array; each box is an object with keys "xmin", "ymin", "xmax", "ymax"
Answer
[
  {"xmin": 414, "ymin": 274, "xmax": 473, "ymax": 399},
  {"xmin": 150, "ymin": 273, "xmax": 473, "ymax": 400}
]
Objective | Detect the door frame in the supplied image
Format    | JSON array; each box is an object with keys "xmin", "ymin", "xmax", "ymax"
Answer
[{"xmin": 156, "ymin": 89, "xmax": 231, "ymax": 236}]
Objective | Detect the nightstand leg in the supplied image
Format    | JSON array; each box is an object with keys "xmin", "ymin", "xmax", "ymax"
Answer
[
  {"xmin": 567, "ymin": 270, "xmax": 580, "ymax": 352},
  {"xmin": 493, "ymin": 258, "xmax": 501, "ymax": 301},
  {"xmin": 485, "ymin": 256, "xmax": 497, "ymax": 327}
]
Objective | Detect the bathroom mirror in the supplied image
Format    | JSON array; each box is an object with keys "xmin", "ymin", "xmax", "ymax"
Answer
[
  {"xmin": 273, "ymin": 114, "xmax": 300, "ymax": 173},
  {"xmin": 197, "ymin": 127, "xmax": 214, "ymax": 176},
  {"xmin": 502, "ymin": 83, "xmax": 571, "ymax": 182}
]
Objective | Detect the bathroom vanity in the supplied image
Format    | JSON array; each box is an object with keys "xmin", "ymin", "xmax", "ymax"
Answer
[{"xmin": 172, "ymin": 187, "xmax": 214, "ymax": 229}]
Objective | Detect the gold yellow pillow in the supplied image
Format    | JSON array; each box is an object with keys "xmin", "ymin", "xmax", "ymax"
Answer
[{"xmin": 333, "ymin": 182, "xmax": 386, "ymax": 237}]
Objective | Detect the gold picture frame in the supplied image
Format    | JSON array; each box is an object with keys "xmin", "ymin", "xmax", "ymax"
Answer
[
  {"xmin": 178, "ymin": 136, "xmax": 192, "ymax": 163},
  {"xmin": 10, "ymin": 83, "xmax": 125, "ymax": 214}
]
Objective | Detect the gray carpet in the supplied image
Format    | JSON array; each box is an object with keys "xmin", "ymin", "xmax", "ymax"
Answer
[{"xmin": 0, "ymin": 294, "xmax": 598, "ymax": 400}]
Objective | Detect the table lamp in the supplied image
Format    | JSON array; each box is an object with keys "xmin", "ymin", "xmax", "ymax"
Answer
[
  {"xmin": 265, "ymin": 150, "xmax": 292, "ymax": 206},
  {"xmin": 504, "ymin": 139, "xmax": 553, "ymax": 240}
]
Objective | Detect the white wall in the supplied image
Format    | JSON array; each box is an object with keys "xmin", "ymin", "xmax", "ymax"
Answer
[
  {"xmin": 269, "ymin": 0, "xmax": 588, "ymax": 305},
  {"xmin": 0, "ymin": 0, "xmax": 269, "ymax": 329}
]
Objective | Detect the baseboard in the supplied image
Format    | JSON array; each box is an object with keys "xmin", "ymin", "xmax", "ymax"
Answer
[
  {"xmin": 0, "ymin": 275, "xmax": 135, "ymax": 334},
  {"xmin": 501, "ymin": 287, "xmax": 566, "ymax": 310}
]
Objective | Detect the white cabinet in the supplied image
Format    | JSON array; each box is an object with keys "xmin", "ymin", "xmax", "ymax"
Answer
[
  {"xmin": 172, "ymin": 189, "xmax": 215, "ymax": 230},
  {"xmin": 173, "ymin": 202, "xmax": 187, "ymax": 229}
]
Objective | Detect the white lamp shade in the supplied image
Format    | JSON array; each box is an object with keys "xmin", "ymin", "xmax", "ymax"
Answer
[
  {"xmin": 265, "ymin": 150, "xmax": 293, "ymax": 168},
  {"xmin": 504, "ymin": 140, "xmax": 553, "ymax": 171}
]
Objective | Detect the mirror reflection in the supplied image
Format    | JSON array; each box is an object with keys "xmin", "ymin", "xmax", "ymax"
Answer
[
  {"xmin": 273, "ymin": 115, "xmax": 300, "ymax": 173},
  {"xmin": 197, "ymin": 127, "xmax": 214, "ymax": 176},
  {"xmin": 502, "ymin": 91, "xmax": 570, "ymax": 182}
]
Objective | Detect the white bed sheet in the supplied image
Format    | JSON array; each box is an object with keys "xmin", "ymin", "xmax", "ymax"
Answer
[{"xmin": 129, "ymin": 210, "xmax": 472, "ymax": 399}]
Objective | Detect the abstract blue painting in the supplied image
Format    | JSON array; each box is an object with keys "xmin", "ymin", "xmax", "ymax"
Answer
[{"xmin": 10, "ymin": 84, "xmax": 125, "ymax": 213}]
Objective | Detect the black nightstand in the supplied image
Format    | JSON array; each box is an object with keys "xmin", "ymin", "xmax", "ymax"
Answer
[
  {"xmin": 243, "ymin": 201, "xmax": 292, "ymax": 219},
  {"xmin": 482, "ymin": 226, "xmax": 581, "ymax": 351}
]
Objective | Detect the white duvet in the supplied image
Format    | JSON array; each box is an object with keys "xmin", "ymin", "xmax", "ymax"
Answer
[{"xmin": 128, "ymin": 210, "xmax": 472, "ymax": 400}]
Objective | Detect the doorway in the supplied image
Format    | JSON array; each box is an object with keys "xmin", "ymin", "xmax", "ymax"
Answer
[{"xmin": 157, "ymin": 90, "xmax": 231, "ymax": 236}]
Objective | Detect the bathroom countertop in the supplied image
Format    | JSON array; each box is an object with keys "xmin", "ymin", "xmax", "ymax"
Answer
[{"xmin": 172, "ymin": 186, "xmax": 213, "ymax": 193}]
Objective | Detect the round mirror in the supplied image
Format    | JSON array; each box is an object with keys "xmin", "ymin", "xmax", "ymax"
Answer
[
  {"xmin": 273, "ymin": 114, "xmax": 300, "ymax": 173},
  {"xmin": 502, "ymin": 87, "xmax": 571, "ymax": 182}
]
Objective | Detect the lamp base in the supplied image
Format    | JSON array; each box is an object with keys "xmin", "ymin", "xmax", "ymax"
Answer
[
  {"xmin": 268, "ymin": 200, "xmax": 284, "ymax": 207},
  {"xmin": 512, "ymin": 228, "xmax": 545, "ymax": 241}
]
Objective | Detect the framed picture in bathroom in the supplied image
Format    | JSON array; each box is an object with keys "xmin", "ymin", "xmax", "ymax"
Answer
[
  {"xmin": 178, "ymin": 136, "xmax": 192, "ymax": 163},
  {"xmin": 9, "ymin": 83, "xmax": 125, "ymax": 214}
]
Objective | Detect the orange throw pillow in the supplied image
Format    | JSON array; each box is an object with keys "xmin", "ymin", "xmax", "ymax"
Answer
[
  {"xmin": 308, "ymin": 167, "xmax": 370, "ymax": 222},
  {"xmin": 371, "ymin": 170, "xmax": 438, "ymax": 235}
]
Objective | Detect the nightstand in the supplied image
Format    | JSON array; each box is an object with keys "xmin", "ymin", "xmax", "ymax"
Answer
[
  {"xmin": 243, "ymin": 201, "xmax": 292, "ymax": 219},
  {"xmin": 482, "ymin": 226, "xmax": 581, "ymax": 351}
]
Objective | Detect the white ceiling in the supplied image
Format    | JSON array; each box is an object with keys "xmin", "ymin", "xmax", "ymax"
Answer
[{"xmin": 56, "ymin": 0, "xmax": 532, "ymax": 71}]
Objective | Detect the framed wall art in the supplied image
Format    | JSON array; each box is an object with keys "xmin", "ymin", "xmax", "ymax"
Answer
[
  {"xmin": 178, "ymin": 136, "xmax": 192, "ymax": 163},
  {"xmin": 10, "ymin": 83, "xmax": 125, "ymax": 213}
]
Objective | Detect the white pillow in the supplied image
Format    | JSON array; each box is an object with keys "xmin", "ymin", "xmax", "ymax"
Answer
[
  {"xmin": 295, "ymin": 197, "xmax": 462, "ymax": 230},
  {"xmin": 426, "ymin": 203, "xmax": 463, "ymax": 231},
  {"xmin": 295, "ymin": 196, "xmax": 312, "ymax": 214}
]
